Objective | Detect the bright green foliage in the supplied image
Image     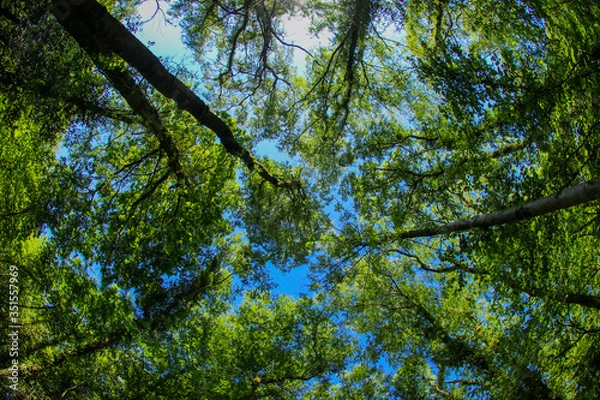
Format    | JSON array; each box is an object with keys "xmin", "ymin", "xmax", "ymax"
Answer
[
  {"xmin": 2, "ymin": 0, "xmax": 600, "ymax": 399},
  {"xmin": 133, "ymin": 293, "xmax": 355, "ymax": 399},
  {"xmin": 303, "ymin": 0, "xmax": 600, "ymax": 398},
  {"xmin": 242, "ymin": 163, "xmax": 326, "ymax": 271}
]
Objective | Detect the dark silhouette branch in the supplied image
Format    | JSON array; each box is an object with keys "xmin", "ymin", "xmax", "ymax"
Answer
[
  {"xmin": 498, "ymin": 271, "xmax": 600, "ymax": 310},
  {"xmin": 51, "ymin": 0, "xmax": 299, "ymax": 189},
  {"xmin": 94, "ymin": 57, "xmax": 187, "ymax": 181}
]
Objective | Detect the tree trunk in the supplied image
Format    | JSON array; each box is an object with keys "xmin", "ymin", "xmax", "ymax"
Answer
[
  {"xmin": 395, "ymin": 178, "xmax": 600, "ymax": 239},
  {"xmin": 50, "ymin": 0, "xmax": 299, "ymax": 188}
]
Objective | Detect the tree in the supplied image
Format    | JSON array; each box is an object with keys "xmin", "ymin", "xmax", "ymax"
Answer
[
  {"xmin": 2, "ymin": 0, "xmax": 600, "ymax": 399},
  {"xmin": 306, "ymin": 0, "xmax": 600, "ymax": 397}
]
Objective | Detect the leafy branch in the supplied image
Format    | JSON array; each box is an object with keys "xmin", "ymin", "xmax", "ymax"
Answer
[{"xmin": 51, "ymin": 0, "xmax": 300, "ymax": 189}]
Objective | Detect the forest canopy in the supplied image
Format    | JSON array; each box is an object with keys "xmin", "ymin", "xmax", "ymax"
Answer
[{"xmin": 1, "ymin": 0, "xmax": 600, "ymax": 398}]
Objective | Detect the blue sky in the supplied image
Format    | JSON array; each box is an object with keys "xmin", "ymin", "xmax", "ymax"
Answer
[
  {"xmin": 135, "ymin": 1, "xmax": 186, "ymax": 61},
  {"xmin": 135, "ymin": 0, "xmax": 323, "ymax": 69}
]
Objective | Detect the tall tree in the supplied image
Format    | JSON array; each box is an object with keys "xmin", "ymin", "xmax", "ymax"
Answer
[{"xmin": 2, "ymin": 0, "xmax": 600, "ymax": 399}]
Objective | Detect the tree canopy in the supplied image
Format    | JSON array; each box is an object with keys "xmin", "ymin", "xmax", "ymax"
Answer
[{"xmin": 1, "ymin": 0, "xmax": 600, "ymax": 398}]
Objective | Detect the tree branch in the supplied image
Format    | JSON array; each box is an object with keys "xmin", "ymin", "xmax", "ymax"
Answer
[
  {"xmin": 392, "ymin": 178, "xmax": 600, "ymax": 239},
  {"xmin": 51, "ymin": 0, "xmax": 300, "ymax": 189}
]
